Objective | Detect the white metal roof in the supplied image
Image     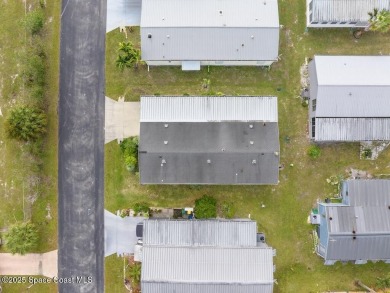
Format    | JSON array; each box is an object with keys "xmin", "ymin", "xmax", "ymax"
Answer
[
  {"xmin": 141, "ymin": 246, "xmax": 274, "ymax": 284},
  {"xmin": 140, "ymin": 96, "xmax": 278, "ymax": 122},
  {"xmin": 143, "ymin": 219, "xmax": 257, "ymax": 247},
  {"xmin": 310, "ymin": 0, "xmax": 390, "ymax": 23},
  {"xmin": 141, "ymin": 0, "xmax": 279, "ymax": 28},
  {"xmin": 345, "ymin": 179, "xmax": 390, "ymax": 207},
  {"xmin": 314, "ymin": 56, "xmax": 390, "ymax": 86}
]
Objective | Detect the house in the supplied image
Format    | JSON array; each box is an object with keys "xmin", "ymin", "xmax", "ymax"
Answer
[
  {"xmin": 308, "ymin": 56, "xmax": 390, "ymax": 142},
  {"xmin": 139, "ymin": 219, "xmax": 275, "ymax": 293},
  {"xmin": 306, "ymin": 0, "xmax": 390, "ymax": 28},
  {"xmin": 139, "ymin": 96, "xmax": 280, "ymax": 185},
  {"xmin": 140, "ymin": 0, "xmax": 280, "ymax": 70},
  {"xmin": 315, "ymin": 179, "xmax": 390, "ymax": 265}
]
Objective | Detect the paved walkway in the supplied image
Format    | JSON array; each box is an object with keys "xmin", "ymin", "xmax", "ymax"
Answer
[
  {"xmin": 0, "ymin": 250, "xmax": 57, "ymax": 277},
  {"xmin": 105, "ymin": 96, "xmax": 140, "ymax": 144}
]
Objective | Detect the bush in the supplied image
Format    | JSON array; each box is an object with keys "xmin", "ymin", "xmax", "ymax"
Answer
[
  {"xmin": 194, "ymin": 195, "xmax": 217, "ymax": 219},
  {"xmin": 23, "ymin": 54, "xmax": 46, "ymax": 87},
  {"xmin": 5, "ymin": 105, "xmax": 47, "ymax": 141},
  {"xmin": 362, "ymin": 148, "xmax": 372, "ymax": 159},
  {"xmin": 4, "ymin": 222, "xmax": 38, "ymax": 255},
  {"xmin": 133, "ymin": 202, "xmax": 149, "ymax": 215},
  {"xmin": 120, "ymin": 137, "xmax": 139, "ymax": 172},
  {"xmin": 308, "ymin": 145, "xmax": 321, "ymax": 159},
  {"xmin": 23, "ymin": 10, "xmax": 44, "ymax": 35},
  {"xmin": 221, "ymin": 201, "xmax": 236, "ymax": 219}
]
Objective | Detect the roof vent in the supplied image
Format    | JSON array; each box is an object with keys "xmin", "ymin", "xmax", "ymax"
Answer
[
  {"xmin": 207, "ymin": 159, "xmax": 211, "ymax": 164},
  {"xmin": 241, "ymin": 43, "xmax": 244, "ymax": 47},
  {"xmin": 164, "ymin": 124, "xmax": 169, "ymax": 128},
  {"xmin": 166, "ymin": 34, "xmax": 170, "ymax": 38},
  {"xmin": 252, "ymin": 160, "xmax": 257, "ymax": 165},
  {"xmin": 264, "ymin": 1, "xmax": 267, "ymax": 4},
  {"xmin": 263, "ymin": 123, "xmax": 266, "ymax": 126},
  {"xmin": 249, "ymin": 124, "xmax": 254, "ymax": 129},
  {"xmin": 164, "ymin": 141, "xmax": 168, "ymax": 145},
  {"xmin": 251, "ymin": 35, "xmax": 254, "ymax": 39},
  {"xmin": 219, "ymin": 10, "xmax": 223, "ymax": 15},
  {"xmin": 161, "ymin": 159, "xmax": 166, "ymax": 164},
  {"xmin": 162, "ymin": 17, "xmax": 165, "ymax": 20},
  {"xmin": 349, "ymin": 92, "xmax": 352, "ymax": 96},
  {"xmin": 274, "ymin": 152, "xmax": 279, "ymax": 156},
  {"xmin": 353, "ymin": 236, "xmax": 356, "ymax": 240},
  {"xmin": 250, "ymin": 141, "xmax": 254, "ymax": 145},
  {"xmin": 221, "ymin": 148, "xmax": 225, "ymax": 152},
  {"xmin": 329, "ymin": 217, "xmax": 333, "ymax": 220},
  {"xmin": 148, "ymin": 33, "xmax": 152, "ymax": 38}
]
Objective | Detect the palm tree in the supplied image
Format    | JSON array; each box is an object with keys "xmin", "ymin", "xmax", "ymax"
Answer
[
  {"xmin": 128, "ymin": 263, "xmax": 141, "ymax": 285},
  {"xmin": 116, "ymin": 42, "xmax": 144, "ymax": 70},
  {"xmin": 4, "ymin": 222, "xmax": 39, "ymax": 255},
  {"xmin": 368, "ymin": 8, "xmax": 390, "ymax": 33}
]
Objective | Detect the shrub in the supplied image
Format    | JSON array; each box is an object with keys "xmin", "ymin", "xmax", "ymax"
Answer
[
  {"xmin": 23, "ymin": 54, "xmax": 46, "ymax": 87},
  {"xmin": 133, "ymin": 202, "xmax": 149, "ymax": 215},
  {"xmin": 368, "ymin": 9, "xmax": 390, "ymax": 33},
  {"xmin": 116, "ymin": 42, "xmax": 143, "ymax": 70},
  {"xmin": 23, "ymin": 10, "xmax": 44, "ymax": 35},
  {"xmin": 362, "ymin": 148, "xmax": 372, "ymax": 159},
  {"xmin": 128, "ymin": 263, "xmax": 141, "ymax": 285},
  {"xmin": 120, "ymin": 137, "xmax": 139, "ymax": 172},
  {"xmin": 221, "ymin": 201, "xmax": 236, "ymax": 219},
  {"xmin": 194, "ymin": 195, "xmax": 217, "ymax": 219},
  {"xmin": 376, "ymin": 273, "xmax": 390, "ymax": 290},
  {"xmin": 4, "ymin": 222, "xmax": 38, "ymax": 255},
  {"xmin": 5, "ymin": 105, "xmax": 47, "ymax": 141},
  {"xmin": 308, "ymin": 145, "xmax": 321, "ymax": 159}
]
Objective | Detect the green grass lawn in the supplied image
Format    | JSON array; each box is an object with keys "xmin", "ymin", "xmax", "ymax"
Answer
[
  {"xmin": 0, "ymin": 0, "xmax": 59, "ymax": 290},
  {"xmin": 105, "ymin": 0, "xmax": 390, "ymax": 292}
]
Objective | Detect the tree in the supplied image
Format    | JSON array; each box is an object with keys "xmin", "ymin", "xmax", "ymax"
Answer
[
  {"xmin": 5, "ymin": 105, "xmax": 47, "ymax": 141},
  {"xmin": 4, "ymin": 222, "xmax": 39, "ymax": 255},
  {"xmin": 368, "ymin": 9, "xmax": 390, "ymax": 33},
  {"xmin": 194, "ymin": 195, "xmax": 217, "ymax": 219},
  {"xmin": 116, "ymin": 42, "xmax": 143, "ymax": 70}
]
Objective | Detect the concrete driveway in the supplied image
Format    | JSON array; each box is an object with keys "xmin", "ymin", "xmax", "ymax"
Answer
[{"xmin": 0, "ymin": 250, "xmax": 57, "ymax": 277}]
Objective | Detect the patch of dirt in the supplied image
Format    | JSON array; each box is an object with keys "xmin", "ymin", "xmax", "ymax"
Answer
[
  {"xmin": 345, "ymin": 168, "xmax": 373, "ymax": 179},
  {"xmin": 300, "ymin": 59, "xmax": 309, "ymax": 89},
  {"xmin": 360, "ymin": 141, "xmax": 390, "ymax": 160}
]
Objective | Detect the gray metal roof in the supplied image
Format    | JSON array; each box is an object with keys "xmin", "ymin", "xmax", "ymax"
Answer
[
  {"xmin": 141, "ymin": 282, "xmax": 273, "ymax": 293},
  {"xmin": 143, "ymin": 219, "xmax": 257, "ymax": 247},
  {"xmin": 141, "ymin": 0, "xmax": 279, "ymax": 28},
  {"xmin": 140, "ymin": 96, "xmax": 278, "ymax": 122},
  {"xmin": 344, "ymin": 179, "xmax": 390, "ymax": 207},
  {"xmin": 141, "ymin": 246, "xmax": 274, "ymax": 292},
  {"xmin": 321, "ymin": 179, "xmax": 390, "ymax": 261},
  {"xmin": 315, "ymin": 118, "xmax": 390, "ymax": 141},
  {"xmin": 310, "ymin": 0, "xmax": 390, "ymax": 23},
  {"xmin": 139, "ymin": 96, "xmax": 279, "ymax": 185},
  {"xmin": 140, "ymin": 0, "xmax": 279, "ymax": 62},
  {"xmin": 309, "ymin": 56, "xmax": 390, "ymax": 141}
]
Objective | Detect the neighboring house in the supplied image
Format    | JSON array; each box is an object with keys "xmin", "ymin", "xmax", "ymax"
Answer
[
  {"xmin": 315, "ymin": 179, "xmax": 390, "ymax": 265},
  {"xmin": 139, "ymin": 96, "xmax": 280, "ymax": 185},
  {"xmin": 308, "ymin": 56, "xmax": 390, "ymax": 142},
  {"xmin": 140, "ymin": 0, "xmax": 279, "ymax": 70},
  {"xmin": 139, "ymin": 219, "xmax": 275, "ymax": 293},
  {"xmin": 306, "ymin": 0, "xmax": 390, "ymax": 28}
]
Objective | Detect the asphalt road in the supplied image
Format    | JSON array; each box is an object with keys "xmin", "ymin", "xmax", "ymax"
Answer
[{"xmin": 58, "ymin": 0, "xmax": 106, "ymax": 292}]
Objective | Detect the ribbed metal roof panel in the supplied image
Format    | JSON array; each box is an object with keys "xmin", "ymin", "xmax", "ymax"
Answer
[
  {"xmin": 141, "ymin": 246, "xmax": 274, "ymax": 283},
  {"xmin": 346, "ymin": 179, "xmax": 390, "ymax": 207},
  {"xmin": 311, "ymin": 0, "xmax": 390, "ymax": 23},
  {"xmin": 140, "ymin": 96, "xmax": 278, "ymax": 122},
  {"xmin": 143, "ymin": 219, "xmax": 257, "ymax": 246},
  {"xmin": 141, "ymin": 282, "xmax": 273, "ymax": 293},
  {"xmin": 141, "ymin": 0, "xmax": 279, "ymax": 28},
  {"xmin": 141, "ymin": 27, "xmax": 279, "ymax": 61},
  {"xmin": 315, "ymin": 118, "xmax": 390, "ymax": 141}
]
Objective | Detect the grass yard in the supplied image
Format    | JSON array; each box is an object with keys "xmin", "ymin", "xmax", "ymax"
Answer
[
  {"xmin": 105, "ymin": 0, "xmax": 390, "ymax": 292},
  {"xmin": 0, "ymin": 0, "xmax": 60, "ymax": 290}
]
